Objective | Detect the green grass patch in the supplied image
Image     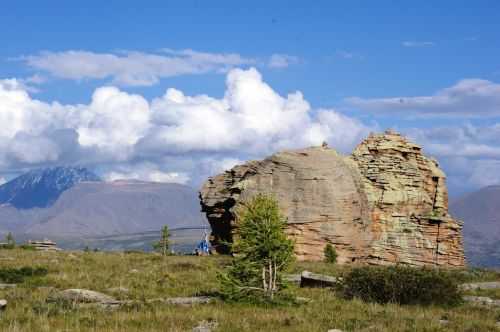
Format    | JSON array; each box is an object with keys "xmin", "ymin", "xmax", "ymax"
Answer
[{"xmin": 0, "ymin": 266, "xmax": 48, "ymax": 283}]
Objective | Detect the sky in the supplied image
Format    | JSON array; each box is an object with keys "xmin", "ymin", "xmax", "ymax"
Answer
[{"xmin": 0, "ymin": 1, "xmax": 500, "ymax": 196}]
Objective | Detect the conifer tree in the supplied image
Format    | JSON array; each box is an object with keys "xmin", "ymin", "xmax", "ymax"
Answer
[
  {"xmin": 219, "ymin": 194, "xmax": 294, "ymax": 302},
  {"xmin": 153, "ymin": 225, "xmax": 171, "ymax": 256},
  {"xmin": 5, "ymin": 232, "xmax": 15, "ymax": 249}
]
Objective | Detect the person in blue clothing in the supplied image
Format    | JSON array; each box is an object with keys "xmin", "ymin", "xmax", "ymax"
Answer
[{"xmin": 195, "ymin": 232, "xmax": 211, "ymax": 256}]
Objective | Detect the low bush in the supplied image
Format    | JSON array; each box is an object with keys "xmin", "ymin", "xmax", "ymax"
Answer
[
  {"xmin": 19, "ymin": 244, "xmax": 36, "ymax": 250},
  {"xmin": 341, "ymin": 265, "xmax": 462, "ymax": 306},
  {"xmin": 324, "ymin": 244, "xmax": 337, "ymax": 264},
  {"xmin": 0, "ymin": 266, "xmax": 48, "ymax": 283}
]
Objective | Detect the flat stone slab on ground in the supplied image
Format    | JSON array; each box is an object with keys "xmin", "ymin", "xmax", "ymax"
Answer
[
  {"xmin": 0, "ymin": 284, "xmax": 16, "ymax": 289},
  {"xmin": 460, "ymin": 282, "xmax": 500, "ymax": 291},
  {"xmin": 193, "ymin": 319, "xmax": 218, "ymax": 332},
  {"xmin": 48, "ymin": 289, "xmax": 117, "ymax": 304},
  {"xmin": 158, "ymin": 296, "xmax": 214, "ymax": 306},
  {"xmin": 106, "ymin": 287, "xmax": 129, "ymax": 294},
  {"xmin": 300, "ymin": 271, "xmax": 339, "ymax": 288},
  {"xmin": 463, "ymin": 295, "xmax": 500, "ymax": 307}
]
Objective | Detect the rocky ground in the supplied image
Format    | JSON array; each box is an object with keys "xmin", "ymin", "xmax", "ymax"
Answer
[{"xmin": 0, "ymin": 250, "xmax": 499, "ymax": 331}]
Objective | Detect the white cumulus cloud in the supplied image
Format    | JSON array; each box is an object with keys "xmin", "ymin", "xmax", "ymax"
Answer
[
  {"xmin": 141, "ymin": 67, "xmax": 370, "ymax": 155},
  {"xmin": 0, "ymin": 68, "xmax": 371, "ymax": 186},
  {"xmin": 104, "ymin": 163, "xmax": 189, "ymax": 184}
]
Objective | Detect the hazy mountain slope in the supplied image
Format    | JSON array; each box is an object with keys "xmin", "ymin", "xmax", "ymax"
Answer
[
  {"xmin": 450, "ymin": 185, "xmax": 500, "ymax": 267},
  {"xmin": 25, "ymin": 180, "xmax": 206, "ymax": 238},
  {"xmin": 0, "ymin": 167, "xmax": 101, "ymax": 209},
  {"xmin": 0, "ymin": 204, "xmax": 43, "ymax": 234}
]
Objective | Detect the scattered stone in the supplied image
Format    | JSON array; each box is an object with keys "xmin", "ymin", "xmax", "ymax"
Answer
[
  {"xmin": 48, "ymin": 289, "xmax": 117, "ymax": 304},
  {"xmin": 327, "ymin": 329, "xmax": 343, "ymax": 332},
  {"xmin": 107, "ymin": 287, "xmax": 129, "ymax": 294},
  {"xmin": 27, "ymin": 239, "xmax": 62, "ymax": 251},
  {"xmin": 300, "ymin": 271, "xmax": 339, "ymax": 288},
  {"xmin": 463, "ymin": 295, "xmax": 500, "ymax": 307},
  {"xmin": 193, "ymin": 319, "xmax": 218, "ymax": 332},
  {"xmin": 0, "ymin": 284, "xmax": 16, "ymax": 289},
  {"xmin": 439, "ymin": 319, "xmax": 449, "ymax": 325},
  {"xmin": 129, "ymin": 269, "xmax": 139, "ymax": 274},
  {"xmin": 200, "ymin": 131, "xmax": 465, "ymax": 267},
  {"xmin": 161, "ymin": 296, "xmax": 214, "ymax": 306},
  {"xmin": 0, "ymin": 299, "xmax": 6, "ymax": 310},
  {"xmin": 460, "ymin": 282, "xmax": 500, "ymax": 291}
]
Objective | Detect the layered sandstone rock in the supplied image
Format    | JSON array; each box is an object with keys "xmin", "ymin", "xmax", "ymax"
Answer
[{"xmin": 200, "ymin": 130, "xmax": 465, "ymax": 267}]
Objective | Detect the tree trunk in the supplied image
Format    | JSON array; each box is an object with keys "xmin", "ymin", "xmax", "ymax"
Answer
[{"xmin": 262, "ymin": 266, "xmax": 267, "ymax": 292}]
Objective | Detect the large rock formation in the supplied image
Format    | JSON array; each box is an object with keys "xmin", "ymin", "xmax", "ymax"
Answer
[{"xmin": 200, "ymin": 131, "xmax": 465, "ymax": 267}]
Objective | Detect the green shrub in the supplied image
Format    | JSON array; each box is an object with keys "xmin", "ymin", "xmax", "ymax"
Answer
[
  {"xmin": 324, "ymin": 244, "xmax": 337, "ymax": 264},
  {"xmin": 0, "ymin": 266, "xmax": 48, "ymax": 283},
  {"xmin": 19, "ymin": 244, "xmax": 36, "ymax": 251},
  {"xmin": 341, "ymin": 265, "xmax": 462, "ymax": 306}
]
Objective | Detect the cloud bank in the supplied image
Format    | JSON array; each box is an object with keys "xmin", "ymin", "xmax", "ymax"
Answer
[
  {"xmin": 20, "ymin": 50, "xmax": 298, "ymax": 86},
  {"xmin": 0, "ymin": 68, "xmax": 370, "ymax": 185},
  {"xmin": 347, "ymin": 79, "xmax": 500, "ymax": 118}
]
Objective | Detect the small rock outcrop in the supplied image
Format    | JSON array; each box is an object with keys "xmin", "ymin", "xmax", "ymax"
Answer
[
  {"xmin": 48, "ymin": 289, "xmax": 117, "ymax": 304},
  {"xmin": 200, "ymin": 131, "xmax": 465, "ymax": 267},
  {"xmin": 300, "ymin": 271, "xmax": 339, "ymax": 288}
]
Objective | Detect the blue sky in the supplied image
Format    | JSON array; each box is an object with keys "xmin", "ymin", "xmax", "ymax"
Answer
[{"xmin": 0, "ymin": 1, "xmax": 500, "ymax": 196}]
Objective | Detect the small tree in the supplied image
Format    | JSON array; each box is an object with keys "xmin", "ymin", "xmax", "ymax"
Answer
[
  {"xmin": 5, "ymin": 233, "xmax": 15, "ymax": 249},
  {"xmin": 219, "ymin": 194, "xmax": 295, "ymax": 302},
  {"xmin": 324, "ymin": 243, "xmax": 337, "ymax": 264},
  {"xmin": 153, "ymin": 225, "xmax": 171, "ymax": 256}
]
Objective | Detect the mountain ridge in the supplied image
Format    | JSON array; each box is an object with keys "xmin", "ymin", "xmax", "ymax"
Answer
[
  {"xmin": 0, "ymin": 167, "xmax": 207, "ymax": 244},
  {"xmin": 450, "ymin": 185, "xmax": 500, "ymax": 267},
  {"xmin": 0, "ymin": 166, "xmax": 101, "ymax": 209}
]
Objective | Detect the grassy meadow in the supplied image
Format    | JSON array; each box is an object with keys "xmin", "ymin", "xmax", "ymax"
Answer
[{"xmin": 0, "ymin": 249, "xmax": 499, "ymax": 332}]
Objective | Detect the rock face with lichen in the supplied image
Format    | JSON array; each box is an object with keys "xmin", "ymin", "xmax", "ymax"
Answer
[{"xmin": 200, "ymin": 131, "xmax": 465, "ymax": 267}]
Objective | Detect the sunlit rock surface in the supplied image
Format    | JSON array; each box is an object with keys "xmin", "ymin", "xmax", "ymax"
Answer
[{"xmin": 200, "ymin": 130, "xmax": 465, "ymax": 267}]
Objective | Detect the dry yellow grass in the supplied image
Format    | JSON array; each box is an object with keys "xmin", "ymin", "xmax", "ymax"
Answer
[{"xmin": 0, "ymin": 249, "xmax": 499, "ymax": 332}]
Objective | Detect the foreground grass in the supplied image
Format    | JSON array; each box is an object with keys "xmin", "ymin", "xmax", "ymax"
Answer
[{"xmin": 0, "ymin": 250, "xmax": 499, "ymax": 331}]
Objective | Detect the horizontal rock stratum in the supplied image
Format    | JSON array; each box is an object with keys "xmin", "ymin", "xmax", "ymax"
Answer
[{"xmin": 200, "ymin": 130, "xmax": 465, "ymax": 267}]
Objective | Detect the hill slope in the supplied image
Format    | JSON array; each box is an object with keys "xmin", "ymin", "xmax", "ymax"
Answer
[
  {"xmin": 450, "ymin": 185, "xmax": 500, "ymax": 267},
  {"xmin": 24, "ymin": 180, "xmax": 206, "ymax": 238}
]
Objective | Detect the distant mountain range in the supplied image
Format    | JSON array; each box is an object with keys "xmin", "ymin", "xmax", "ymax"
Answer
[
  {"xmin": 0, "ymin": 167, "xmax": 207, "ymax": 249},
  {"xmin": 450, "ymin": 185, "xmax": 500, "ymax": 267},
  {"xmin": 0, "ymin": 167, "xmax": 100, "ymax": 209}
]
